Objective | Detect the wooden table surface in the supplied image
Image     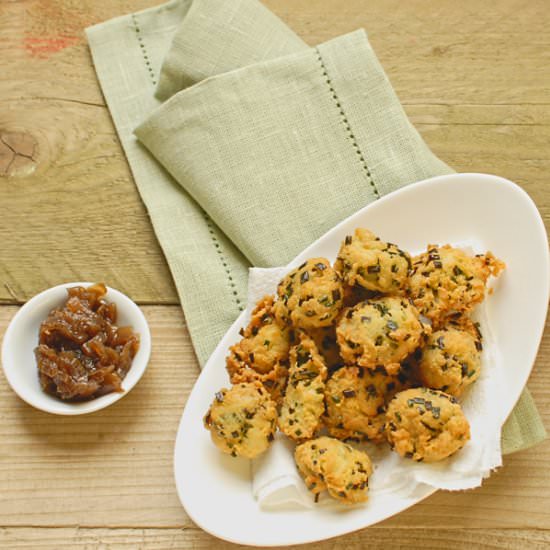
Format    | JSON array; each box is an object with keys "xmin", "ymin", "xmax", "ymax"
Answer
[{"xmin": 1, "ymin": 0, "xmax": 549, "ymax": 548}]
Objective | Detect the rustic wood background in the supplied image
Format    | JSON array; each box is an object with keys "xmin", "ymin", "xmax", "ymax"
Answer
[{"xmin": 1, "ymin": 0, "xmax": 549, "ymax": 548}]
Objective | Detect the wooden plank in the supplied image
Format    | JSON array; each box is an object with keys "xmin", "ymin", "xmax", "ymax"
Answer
[
  {"xmin": 0, "ymin": 305, "xmax": 549, "ymax": 529},
  {"xmin": 1, "ymin": 0, "xmax": 549, "ymax": 303},
  {"xmin": 1, "ymin": 0, "xmax": 549, "ymax": 547},
  {"xmin": 0, "ymin": 0, "xmax": 176, "ymax": 305},
  {"xmin": 2, "ymin": 527, "xmax": 550, "ymax": 550}
]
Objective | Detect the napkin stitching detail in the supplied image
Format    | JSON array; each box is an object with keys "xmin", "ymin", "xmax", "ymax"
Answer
[
  {"xmin": 131, "ymin": 14, "xmax": 157, "ymax": 86},
  {"xmin": 315, "ymin": 48, "xmax": 379, "ymax": 199},
  {"xmin": 203, "ymin": 213, "xmax": 245, "ymax": 313}
]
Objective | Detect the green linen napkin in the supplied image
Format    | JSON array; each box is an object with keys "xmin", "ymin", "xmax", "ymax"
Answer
[
  {"xmin": 155, "ymin": 0, "xmax": 307, "ymax": 101},
  {"xmin": 86, "ymin": 0, "xmax": 546, "ymax": 454},
  {"xmin": 136, "ymin": 28, "xmax": 454, "ymax": 268}
]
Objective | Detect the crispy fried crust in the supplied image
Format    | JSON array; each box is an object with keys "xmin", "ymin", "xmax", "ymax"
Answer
[
  {"xmin": 417, "ymin": 326, "xmax": 481, "ymax": 397},
  {"xmin": 279, "ymin": 333, "xmax": 327, "ymax": 441},
  {"xmin": 408, "ymin": 245, "xmax": 505, "ymax": 329},
  {"xmin": 203, "ymin": 382, "xmax": 277, "ymax": 459},
  {"xmin": 226, "ymin": 295, "xmax": 290, "ymax": 403},
  {"xmin": 324, "ymin": 365, "xmax": 410, "ymax": 442},
  {"xmin": 277, "ymin": 258, "xmax": 344, "ymax": 329},
  {"xmin": 295, "ymin": 436, "xmax": 373, "ymax": 504},
  {"xmin": 228, "ymin": 362, "xmax": 289, "ymax": 406},
  {"xmin": 336, "ymin": 297, "xmax": 426, "ymax": 374},
  {"xmin": 385, "ymin": 387, "xmax": 470, "ymax": 462},
  {"xmin": 334, "ymin": 228, "xmax": 411, "ymax": 294}
]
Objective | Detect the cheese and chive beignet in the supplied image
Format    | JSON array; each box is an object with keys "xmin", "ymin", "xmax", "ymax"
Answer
[
  {"xmin": 295, "ymin": 436, "xmax": 373, "ymax": 504},
  {"xmin": 335, "ymin": 228, "xmax": 411, "ymax": 294},
  {"xmin": 408, "ymin": 245, "xmax": 504, "ymax": 329},
  {"xmin": 416, "ymin": 325, "xmax": 481, "ymax": 397},
  {"xmin": 385, "ymin": 387, "xmax": 470, "ymax": 463},
  {"xmin": 204, "ymin": 382, "xmax": 277, "ymax": 459},
  {"xmin": 277, "ymin": 258, "xmax": 344, "ymax": 329},
  {"xmin": 336, "ymin": 296, "xmax": 425, "ymax": 375},
  {"xmin": 324, "ymin": 365, "xmax": 407, "ymax": 442}
]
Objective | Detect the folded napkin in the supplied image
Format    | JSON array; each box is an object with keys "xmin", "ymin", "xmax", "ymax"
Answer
[
  {"xmin": 86, "ymin": 0, "xmax": 546, "ymax": 454},
  {"xmin": 155, "ymin": 0, "xmax": 307, "ymax": 101},
  {"xmin": 135, "ymin": 28, "xmax": 453, "ymax": 267}
]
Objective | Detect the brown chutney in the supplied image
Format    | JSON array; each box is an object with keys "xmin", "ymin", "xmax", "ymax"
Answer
[{"xmin": 34, "ymin": 283, "xmax": 140, "ymax": 401}]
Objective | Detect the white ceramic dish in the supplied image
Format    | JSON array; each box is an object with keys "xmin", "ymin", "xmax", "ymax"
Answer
[
  {"xmin": 1, "ymin": 282, "xmax": 151, "ymax": 415},
  {"xmin": 174, "ymin": 173, "xmax": 549, "ymax": 547}
]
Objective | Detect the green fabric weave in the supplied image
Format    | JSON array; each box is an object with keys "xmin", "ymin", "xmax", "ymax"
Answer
[{"xmin": 86, "ymin": 0, "xmax": 546, "ymax": 454}]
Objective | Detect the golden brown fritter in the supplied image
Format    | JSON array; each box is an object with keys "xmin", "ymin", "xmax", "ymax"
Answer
[
  {"xmin": 408, "ymin": 245, "xmax": 504, "ymax": 329},
  {"xmin": 277, "ymin": 258, "xmax": 344, "ymax": 329},
  {"xmin": 335, "ymin": 228, "xmax": 411, "ymax": 294},
  {"xmin": 336, "ymin": 297, "xmax": 425, "ymax": 374},
  {"xmin": 204, "ymin": 382, "xmax": 277, "ymax": 459},
  {"xmin": 324, "ymin": 365, "xmax": 411, "ymax": 442},
  {"xmin": 416, "ymin": 326, "xmax": 482, "ymax": 397},
  {"xmin": 226, "ymin": 296, "xmax": 290, "ymax": 402},
  {"xmin": 295, "ymin": 436, "xmax": 373, "ymax": 504},
  {"xmin": 385, "ymin": 387, "xmax": 470, "ymax": 462},
  {"xmin": 325, "ymin": 366, "xmax": 386, "ymax": 442},
  {"xmin": 279, "ymin": 334, "xmax": 327, "ymax": 441},
  {"xmin": 227, "ymin": 295, "xmax": 290, "ymax": 374}
]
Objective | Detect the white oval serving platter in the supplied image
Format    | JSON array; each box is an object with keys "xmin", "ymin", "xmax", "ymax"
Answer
[{"xmin": 173, "ymin": 173, "xmax": 549, "ymax": 546}]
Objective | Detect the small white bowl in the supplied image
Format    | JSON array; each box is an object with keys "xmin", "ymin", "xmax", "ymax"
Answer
[{"xmin": 1, "ymin": 282, "xmax": 151, "ymax": 415}]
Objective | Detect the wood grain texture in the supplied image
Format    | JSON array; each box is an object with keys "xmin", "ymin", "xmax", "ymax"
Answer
[
  {"xmin": 0, "ymin": 0, "xmax": 174, "ymax": 305},
  {"xmin": 1, "ymin": 0, "xmax": 549, "ymax": 303},
  {"xmin": 2, "ymin": 527, "xmax": 550, "ymax": 550},
  {"xmin": 0, "ymin": 306, "xmax": 549, "ymax": 532},
  {"xmin": 1, "ymin": 0, "xmax": 549, "ymax": 548}
]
